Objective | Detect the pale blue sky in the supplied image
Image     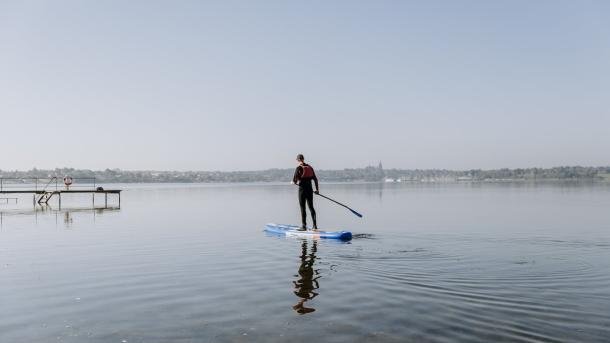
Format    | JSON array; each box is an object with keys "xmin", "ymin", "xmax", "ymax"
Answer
[{"xmin": 1, "ymin": 1, "xmax": 609, "ymax": 171}]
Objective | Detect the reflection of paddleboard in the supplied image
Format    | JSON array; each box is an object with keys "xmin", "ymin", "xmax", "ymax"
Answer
[{"xmin": 265, "ymin": 223, "xmax": 352, "ymax": 240}]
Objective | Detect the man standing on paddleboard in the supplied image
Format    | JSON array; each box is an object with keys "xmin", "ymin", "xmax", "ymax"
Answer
[{"xmin": 291, "ymin": 154, "xmax": 319, "ymax": 230}]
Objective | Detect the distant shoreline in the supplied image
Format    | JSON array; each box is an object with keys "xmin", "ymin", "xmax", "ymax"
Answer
[{"xmin": 1, "ymin": 166, "xmax": 608, "ymax": 184}]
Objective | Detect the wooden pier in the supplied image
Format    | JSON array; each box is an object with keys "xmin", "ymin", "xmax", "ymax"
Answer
[{"xmin": 0, "ymin": 177, "xmax": 121, "ymax": 209}]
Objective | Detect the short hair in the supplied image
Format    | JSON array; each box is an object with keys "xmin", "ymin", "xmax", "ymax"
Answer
[{"xmin": 296, "ymin": 154, "xmax": 305, "ymax": 161}]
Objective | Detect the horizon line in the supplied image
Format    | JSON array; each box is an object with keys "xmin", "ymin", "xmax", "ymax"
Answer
[{"xmin": 1, "ymin": 165, "xmax": 609, "ymax": 174}]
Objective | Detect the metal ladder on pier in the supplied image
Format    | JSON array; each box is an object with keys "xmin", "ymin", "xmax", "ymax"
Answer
[
  {"xmin": 37, "ymin": 177, "xmax": 58, "ymax": 204},
  {"xmin": 37, "ymin": 191, "xmax": 57, "ymax": 204}
]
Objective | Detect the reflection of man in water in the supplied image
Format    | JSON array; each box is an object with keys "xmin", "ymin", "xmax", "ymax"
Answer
[{"xmin": 293, "ymin": 240, "xmax": 320, "ymax": 314}]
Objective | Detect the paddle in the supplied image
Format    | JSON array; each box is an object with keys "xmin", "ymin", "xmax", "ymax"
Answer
[{"xmin": 315, "ymin": 192, "xmax": 363, "ymax": 218}]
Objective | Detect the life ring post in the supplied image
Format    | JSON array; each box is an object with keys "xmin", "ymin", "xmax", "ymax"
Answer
[{"xmin": 63, "ymin": 176, "xmax": 73, "ymax": 190}]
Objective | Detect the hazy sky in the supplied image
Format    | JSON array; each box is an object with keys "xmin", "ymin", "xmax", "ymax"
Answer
[{"xmin": 1, "ymin": 1, "xmax": 609, "ymax": 171}]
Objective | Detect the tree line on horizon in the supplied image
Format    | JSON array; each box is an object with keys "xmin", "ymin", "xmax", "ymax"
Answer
[{"xmin": 0, "ymin": 165, "xmax": 609, "ymax": 183}]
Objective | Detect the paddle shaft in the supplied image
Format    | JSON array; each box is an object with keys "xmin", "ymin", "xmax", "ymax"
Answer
[
  {"xmin": 315, "ymin": 192, "xmax": 363, "ymax": 218},
  {"xmin": 293, "ymin": 183, "xmax": 363, "ymax": 218}
]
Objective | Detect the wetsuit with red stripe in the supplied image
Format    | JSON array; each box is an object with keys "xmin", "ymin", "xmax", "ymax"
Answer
[{"xmin": 293, "ymin": 163, "xmax": 319, "ymax": 228}]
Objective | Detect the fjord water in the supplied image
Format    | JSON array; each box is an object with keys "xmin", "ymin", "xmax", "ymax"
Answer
[{"xmin": 1, "ymin": 183, "xmax": 610, "ymax": 342}]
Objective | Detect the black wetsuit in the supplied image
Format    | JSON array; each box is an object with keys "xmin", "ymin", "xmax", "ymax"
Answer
[{"xmin": 292, "ymin": 163, "xmax": 319, "ymax": 228}]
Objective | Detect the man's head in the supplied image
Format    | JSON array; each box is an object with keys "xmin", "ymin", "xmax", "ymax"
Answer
[{"xmin": 296, "ymin": 154, "xmax": 305, "ymax": 163}]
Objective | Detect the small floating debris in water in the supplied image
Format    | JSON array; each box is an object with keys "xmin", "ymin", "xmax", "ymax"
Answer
[
  {"xmin": 513, "ymin": 260, "xmax": 535, "ymax": 265},
  {"xmin": 352, "ymin": 233, "xmax": 375, "ymax": 239},
  {"xmin": 397, "ymin": 248, "xmax": 426, "ymax": 253}
]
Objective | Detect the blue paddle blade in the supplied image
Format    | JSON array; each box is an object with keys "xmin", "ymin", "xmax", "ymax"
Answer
[{"xmin": 351, "ymin": 209, "xmax": 363, "ymax": 218}]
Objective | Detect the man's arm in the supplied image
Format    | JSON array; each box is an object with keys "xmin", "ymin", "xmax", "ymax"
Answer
[
  {"xmin": 312, "ymin": 168, "xmax": 319, "ymax": 193},
  {"xmin": 292, "ymin": 166, "xmax": 301, "ymax": 184}
]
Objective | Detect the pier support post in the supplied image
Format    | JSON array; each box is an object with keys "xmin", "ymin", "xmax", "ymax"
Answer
[
  {"xmin": 118, "ymin": 192, "xmax": 121, "ymax": 208},
  {"xmin": 92, "ymin": 193, "xmax": 95, "ymax": 208},
  {"xmin": 105, "ymin": 193, "xmax": 107, "ymax": 208},
  {"xmin": 59, "ymin": 193, "xmax": 62, "ymax": 210}
]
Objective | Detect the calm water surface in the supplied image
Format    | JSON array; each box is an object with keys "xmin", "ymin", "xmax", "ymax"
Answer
[{"xmin": 1, "ymin": 182, "xmax": 610, "ymax": 342}]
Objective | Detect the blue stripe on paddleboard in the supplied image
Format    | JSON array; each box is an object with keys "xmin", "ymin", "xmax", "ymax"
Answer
[{"xmin": 265, "ymin": 223, "xmax": 352, "ymax": 240}]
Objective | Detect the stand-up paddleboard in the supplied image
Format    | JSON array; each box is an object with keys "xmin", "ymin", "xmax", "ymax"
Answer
[{"xmin": 265, "ymin": 223, "xmax": 352, "ymax": 240}]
